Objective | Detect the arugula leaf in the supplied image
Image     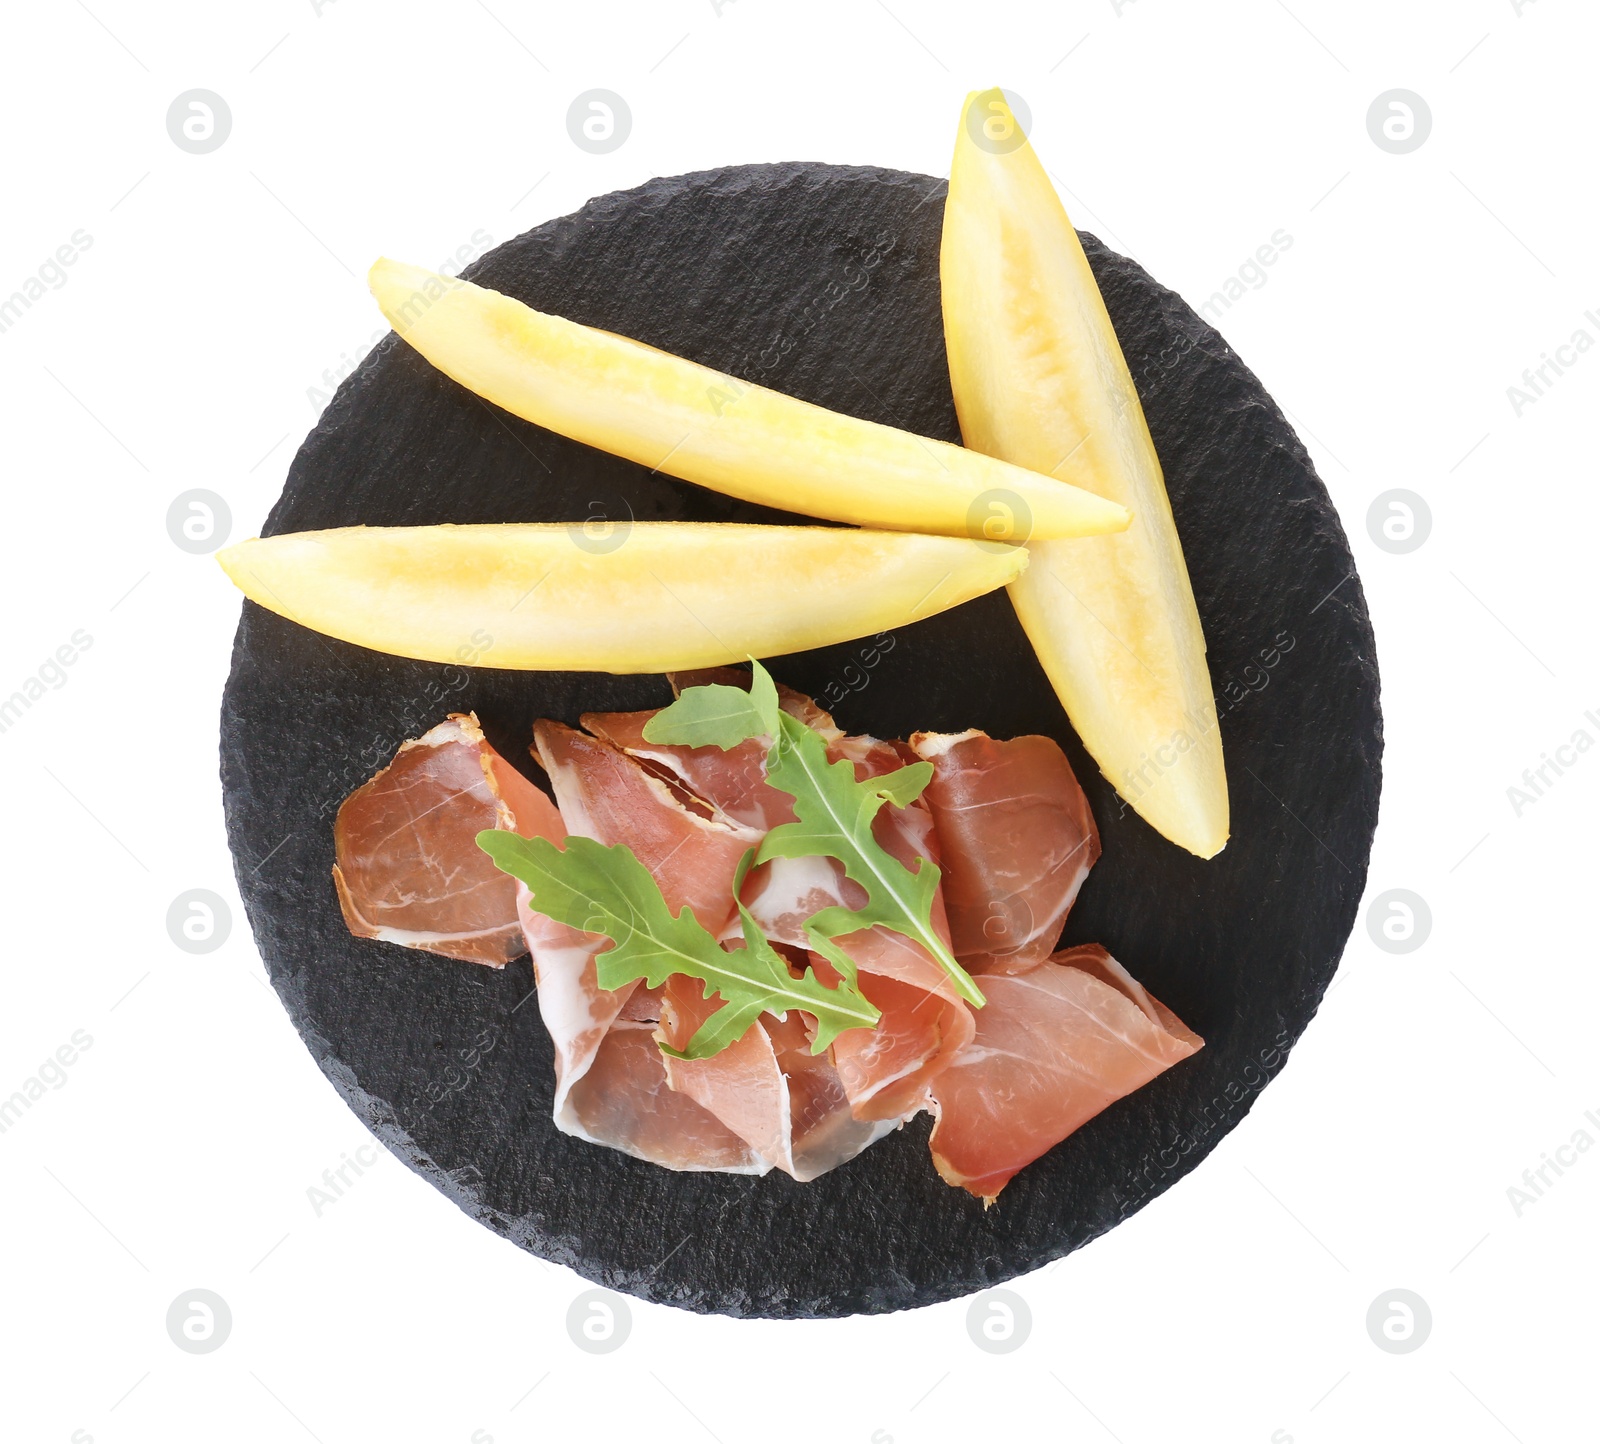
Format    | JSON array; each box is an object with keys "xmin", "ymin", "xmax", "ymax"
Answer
[
  {"xmin": 641, "ymin": 664, "xmax": 780, "ymax": 749},
  {"xmin": 646, "ymin": 659, "xmax": 985, "ymax": 1008},
  {"xmin": 476, "ymin": 831, "xmax": 879, "ymax": 1059},
  {"xmin": 760, "ymin": 710, "xmax": 984, "ymax": 1005}
]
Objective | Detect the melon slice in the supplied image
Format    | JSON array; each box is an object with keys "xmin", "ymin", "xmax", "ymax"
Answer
[
  {"xmin": 367, "ymin": 259, "xmax": 1131, "ymax": 543},
  {"xmin": 940, "ymin": 89, "xmax": 1229, "ymax": 858},
  {"xmin": 217, "ymin": 522, "xmax": 1027, "ymax": 673}
]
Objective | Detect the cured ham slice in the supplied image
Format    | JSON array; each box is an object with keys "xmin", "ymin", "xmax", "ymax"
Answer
[
  {"xmin": 762, "ymin": 1009, "xmax": 898, "ymax": 1175},
  {"xmin": 657, "ymin": 972, "xmax": 891, "ymax": 1180},
  {"xmin": 581, "ymin": 709, "xmax": 782, "ymax": 830},
  {"xmin": 513, "ymin": 737, "xmax": 769, "ymax": 1172},
  {"xmin": 584, "ymin": 668, "xmax": 843, "ymax": 831},
  {"xmin": 589, "ymin": 676, "xmax": 965, "ymax": 1120},
  {"xmin": 739, "ymin": 731, "xmax": 973, "ymax": 1122},
  {"xmin": 536, "ymin": 696, "xmax": 909, "ymax": 1176},
  {"xmin": 533, "ymin": 719, "xmax": 760, "ymax": 932},
  {"xmin": 813, "ymin": 944, "xmax": 973, "ymax": 1122},
  {"xmin": 912, "ymin": 730, "xmax": 1100, "ymax": 974},
  {"xmin": 658, "ymin": 973, "xmax": 790, "ymax": 1167},
  {"xmin": 515, "ymin": 890, "xmax": 629, "ymax": 1137},
  {"xmin": 519, "ymin": 896, "xmax": 765, "ymax": 1173},
  {"xmin": 332, "ymin": 713, "xmax": 560, "ymax": 965},
  {"xmin": 927, "ymin": 944, "xmax": 1202, "ymax": 1202},
  {"xmin": 565, "ymin": 1022, "xmax": 763, "ymax": 1172}
]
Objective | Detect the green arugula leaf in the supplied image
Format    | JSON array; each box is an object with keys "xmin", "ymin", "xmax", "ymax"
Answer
[
  {"xmin": 758, "ymin": 709, "xmax": 985, "ymax": 1006},
  {"xmin": 646, "ymin": 658, "xmax": 985, "ymax": 1008},
  {"xmin": 476, "ymin": 831, "xmax": 880, "ymax": 1060},
  {"xmin": 641, "ymin": 664, "xmax": 780, "ymax": 749}
]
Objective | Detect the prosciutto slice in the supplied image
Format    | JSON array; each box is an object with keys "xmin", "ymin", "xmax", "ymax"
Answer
[
  {"xmin": 812, "ymin": 944, "xmax": 972, "ymax": 1123},
  {"xmin": 533, "ymin": 719, "xmax": 760, "ymax": 932},
  {"xmin": 657, "ymin": 971, "xmax": 892, "ymax": 1180},
  {"xmin": 583, "ymin": 668, "xmax": 840, "ymax": 831},
  {"xmin": 517, "ymin": 891, "xmax": 763, "ymax": 1172},
  {"xmin": 560, "ymin": 688, "xmax": 947, "ymax": 1165},
  {"xmin": 740, "ymin": 739, "xmax": 974, "ymax": 1122},
  {"xmin": 760, "ymin": 1009, "xmax": 898, "ymax": 1176},
  {"xmin": 911, "ymin": 730, "xmax": 1100, "ymax": 974},
  {"xmin": 581, "ymin": 708, "xmax": 781, "ymax": 830},
  {"xmin": 593, "ymin": 671, "xmax": 975, "ymax": 1125},
  {"xmin": 927, "ymin": 944, "xmax": 1202, "ymax": 1202},
  {"xmin": 332, "ymin": 713, "xmax": 559, "ymax": 965},
  {"xmin": 565, "ymin": 1021, "xmax": 762, "ymax": 1172},
  {"xmin": 519, "ymin": 720, "xmax": 769, "ymax": 1171}
]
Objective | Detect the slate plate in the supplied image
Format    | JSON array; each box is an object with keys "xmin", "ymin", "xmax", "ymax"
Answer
[{"xmin": 220, "ymin": 162, "xmax": 1382, "ymax": 1318}]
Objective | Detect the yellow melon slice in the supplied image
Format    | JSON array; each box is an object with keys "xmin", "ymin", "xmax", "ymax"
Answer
[
  {"xmin": 218, "ymin": 523, "xmax": 1028, "ymax": 673},
  {"xmin": 941, "ymin": 89, "xmax": 1229, "ymax": 858},
  {"xmin": 368, "ymin": 259, "xmax": 1130, "ymax": 543}
]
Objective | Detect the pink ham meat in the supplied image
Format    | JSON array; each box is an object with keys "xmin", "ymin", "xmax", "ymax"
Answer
[
  {"xmin": 562, "ymin": 1023, "xmax": 762, "ymax": 1172},
  {"xmin": 334, "ymin": 679, "xmax": 1199, "ymax": 1202},
  {"xmin": 332, "ymin": 713, "xmax": 559, "ymax": 965},
  {"xmin": 911, "ymin": 730, "xmax": 1100, "ymax": 974},
  {"xmin": 927, "ymin": 944, "xmax": 1203, "ymax": 1203},
  {"xmin": 521, "ymin": 720, "xmax": 768, "ymax": 1171},
  {"xmin": 517, "ymin": 885, "xmax": 762, "ymax": 1172},
  {"xmin": 811, "ymin": 945, "xmax": 972, "ymax": 1123},
  {"xmin": 581, "ymin": 709, "xmax": 780, "ymax": 830},
  {"xmin": 534, "ymin": 720, "xmax": 759, "ymax": 932},
  {"xmin": 579, "ymin": 682, "xmax": 948, "ymax": 1156},
  {"xmin": 582, "ymin": 667, "xmax": 839, "ymax": 831},
  {"xmin": 592, "ymin": 676, "xmax": 973, "ymax": 1125},
  {"xmin": 738, "ymin": 731, "xmax": 974, "ymax": 1122},
  {"xmin": 574, "ymin": 695, "xmax": 898, "ymax": 1176},
  {"xmin": 657, "ymin": 970, "xmax": 892, "ymax": 1181}
]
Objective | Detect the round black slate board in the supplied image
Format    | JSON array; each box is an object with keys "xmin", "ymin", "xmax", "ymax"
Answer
[{"xmin": 220, "ymin": 163, "xmax": 1381, "ymax": 1318}]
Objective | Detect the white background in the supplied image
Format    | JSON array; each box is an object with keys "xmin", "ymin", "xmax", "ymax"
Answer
[{"xmin": 2, "ymin": 1, "xmax": 1594, "ymax": 1440}]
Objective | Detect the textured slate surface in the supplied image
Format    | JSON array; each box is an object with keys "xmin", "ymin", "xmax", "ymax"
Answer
[{"xmin": 220, "ymin": 163, "xmax": 1382, "ymax": 1318}]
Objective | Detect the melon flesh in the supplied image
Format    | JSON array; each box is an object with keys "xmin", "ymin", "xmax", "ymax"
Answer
[
  {"xmin": 940, "ymin": 89, "xmax": 1229, "ymax": 859},
  {"xmin": 217, "ymin": 522, "xmax": 1028, "ymax": 673},
  {"xmin": 367, "ymin": 259, "xmax": 1131, "ymax": 544}
]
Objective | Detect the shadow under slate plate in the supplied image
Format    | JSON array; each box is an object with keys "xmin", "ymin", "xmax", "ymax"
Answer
[{"xmin": 219, "ymin": 162, "xmax": 1382, "ymax": 1318}]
